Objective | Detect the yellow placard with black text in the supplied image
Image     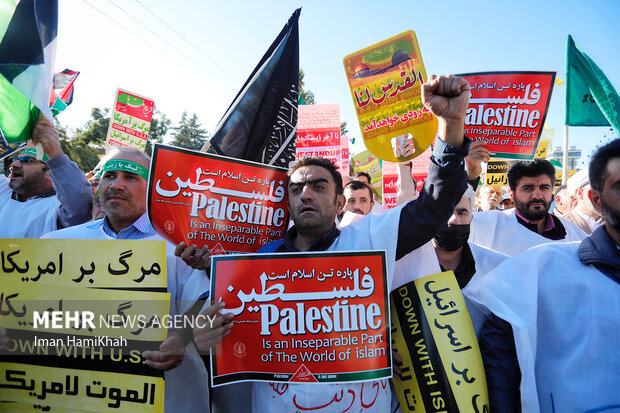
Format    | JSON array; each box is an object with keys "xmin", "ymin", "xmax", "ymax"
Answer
[{"xmin": 390, "ymin": 271, "xmax": 489, "ymax": 412}]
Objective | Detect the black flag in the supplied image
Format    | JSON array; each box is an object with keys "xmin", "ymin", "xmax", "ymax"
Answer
[{"xmin": 207, "ymin": 8, "xmax": 300, "ymax": 168}]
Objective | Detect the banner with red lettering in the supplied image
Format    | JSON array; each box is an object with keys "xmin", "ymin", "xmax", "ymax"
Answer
[
  {"xmin": 147, "ymin": 144, "xmax": 289, "ymax": 254},
  {"xmin": 209, "ymin": 251, "xmax": 391, "ymax": 386},
  {"xmin": 296, "ymin": 104, "xmax": 342, "ymax": 170},
  {"xmin": 458, "ymin": 72, "xmax": 555, "ymax": 160}
]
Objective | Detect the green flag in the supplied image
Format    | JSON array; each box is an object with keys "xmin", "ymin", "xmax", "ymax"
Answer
[
  {"xmin": 0, "ymin": 0, "xmax": 57, "ymax": 144},
  {"xmin": 565, "ymin": 35, "xmax": 620, "ymax": 135}
]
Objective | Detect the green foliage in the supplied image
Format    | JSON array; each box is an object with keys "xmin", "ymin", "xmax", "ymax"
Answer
[
  {"xmin": 340, "ymin": 121, "xmax": 349, "ymax": 137},
  {"xmin": 298, "ymin": 68, "xmax": 315, "ymax": 105},
  {"xmin": 57, "ymin": 107, "xmax": 171, "ymax": 172},
  {"xmin": 169, "ymin": 111, "xmax": 209, "ymax": 151}
]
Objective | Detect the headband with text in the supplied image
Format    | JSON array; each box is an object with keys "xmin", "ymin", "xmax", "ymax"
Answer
[
  {"xmin": 101, "ymin": 159, "xmax": 149, "ymax": 181},
  {"xmin": 20, "ymin": 147, "xmax": 50, "ymax": 162}
]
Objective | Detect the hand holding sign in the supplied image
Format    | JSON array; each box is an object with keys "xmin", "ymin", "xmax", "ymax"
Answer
[
  {"xmin": 142, "ymin": 331, "xmax": 185, "ymax": 371},
  {"xmin": 175, "ymin": 241, "xmax": 211, "ymax": 271},
  {"xmin": 193, "ymin": 301, "xmax": 233, "ymax": 351},
  {"xmin": 465, "ymin": 140, "xmax": 491, "ymax": 180},
  {"xmin": 422, "ymin": 74, "xmax": 470, "ymax": 147},
  {"xmin": 31, "ymin": 117, "xmax": 63, "ymax": 159}
]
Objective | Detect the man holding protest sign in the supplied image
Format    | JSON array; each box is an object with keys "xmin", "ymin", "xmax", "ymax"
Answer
[
  {"xmin": 40, "ymin": 147, "xmax": 212, "ymax": 412},
  {"xmin": 0, "ymin": 118, "xmax": 93, "ymax": 237},
  {"xmin": 195, "ymin": 74, "xmax": 470, "ymax": 412},
  {"xmin": 470, "ymin": 158, "xmax": 586, "ymax": 256}
]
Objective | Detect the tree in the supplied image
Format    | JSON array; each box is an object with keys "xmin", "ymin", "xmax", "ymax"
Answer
[
  {"xmin": 170, "ymin": 111, "xmax": 209, "ymax": 151},
  {"xmin": 145, "ymin": 110, "xmax": 171, "ymax": 156},
  {"xmin": 340, "ymin": 121, "xmax": 349, "ymax": 137},
  {"xmin": 298, "ymin": 68, "xmax": 315, "ymax": 105},
  {"xmin": 57, "ymin": 107, "xmax": 172, "ymax": 172}
]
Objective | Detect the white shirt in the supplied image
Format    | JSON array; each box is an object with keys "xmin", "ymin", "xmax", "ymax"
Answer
[{"xmin": 44, "ymin": 218, "xmax": 210, "ymax": 412}]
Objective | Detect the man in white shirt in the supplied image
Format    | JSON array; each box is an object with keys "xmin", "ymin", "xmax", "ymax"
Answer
[{"xmin": 564, "ymin": 168, "xmax": 604, "ymax": 234}]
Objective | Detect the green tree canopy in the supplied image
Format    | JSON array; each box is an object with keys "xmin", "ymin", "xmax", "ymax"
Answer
[{"xmin": 169, "ymin": 111, "xmax": 209, "ymax": 151}]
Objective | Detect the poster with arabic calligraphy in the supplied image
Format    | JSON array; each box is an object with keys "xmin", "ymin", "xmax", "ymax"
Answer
[
  {"xmin": 343, "ymin": 30, "xmax": 437, "ymax": 163},
  {"xmin": 105, "ymin": 88, "xmax": 154, "ymax": 152},
  {"xmin": 0, "ymin": 239, "xmax": 169, "ymax": 412},
  {"xmin": 296, "ymin": 104, "xmax": 343, "ymax": 171},
  {"xmin": 148, "ymin": 144, "xmax": 289, "ymax": 254},
  {"xmin": 209, "ymin": 251, "xmax": 391, "ymax": 386},
  {"xmin": 351, "ymin": 150, "xmax": 382, "ymax": 199},
  {"xmin": 458, "ymin": 72, "xmax": 556, "ymax": 160},
  {"xmin": 391, "ymin": 271, "xmax": 489, "ymax": 412}
]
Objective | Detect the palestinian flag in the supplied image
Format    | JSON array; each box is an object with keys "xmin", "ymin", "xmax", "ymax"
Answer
[
  {"xmin": 0, "ymin": 0, "xmax": 57, "ymax": 143},
  {"xmin": 207, "ymin": 8, "xmax": 300, "ymax": 168},
  {"xmin": 49, "ymin": 68, "xmax": 79, "ymax": 116}
]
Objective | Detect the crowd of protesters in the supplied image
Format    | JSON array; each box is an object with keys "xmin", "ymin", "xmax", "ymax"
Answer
[{"xmin": 1, "ymin": 73, "xmax": 619, "ymax": 412}]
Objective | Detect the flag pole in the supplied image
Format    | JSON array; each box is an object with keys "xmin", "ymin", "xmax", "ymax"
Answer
[{"xmin": 562, "ymin": 125, "xmax": 569, "ymax": 184}]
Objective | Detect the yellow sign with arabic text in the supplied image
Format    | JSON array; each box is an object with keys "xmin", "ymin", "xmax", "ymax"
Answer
[
  {"xmin": 390, "ymin": 271, "xmax": 489, "ymax": 412},
  {"xmin": 0, "ymin": 363, "xmax": 164, "ymax": 412},
  {"xmin": 344, "ymin": 31, "xmax": 437, "ymax": 163},
  {"xmin": 0, "ymin": 239, "xmax": 167, "ymax": 290}
]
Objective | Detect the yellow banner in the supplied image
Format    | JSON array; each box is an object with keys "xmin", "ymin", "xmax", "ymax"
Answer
[
  {"xmin": 485, "ymin": 158, "xmax": 515, "ymax": 187},
  {"xmin": 534, "ymin": 140, "xmax": 549, "ymax": 158},
  {"xmin": 0, "ymin": 363, "xmax": 164, "ymax": 412},
  {"xmin": 1, "ymin": 278, "xmax": 169, "ymax": 340},
  {"xmin": 391, "ymin": 271, "xmax": 489, "ymax": 412},
  {"xmin": 0, "ymin": 239, "xmax": 167, "ymax": 290}
]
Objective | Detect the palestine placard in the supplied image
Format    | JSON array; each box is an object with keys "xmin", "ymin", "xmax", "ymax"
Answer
[
  {"xmin": 458, "ymin": 72, "xmax": 556, "ymax": 160},
  {"xmin": 209, "ymin": 251, "xmax": 391, "ymax": 386},
  {"xmin": 148, "ymin": 144, "xmax": 289, "ymax": 254},
  {"xmin": 343, "ymin": 31, "xmax": 437, "ymax": 163}
]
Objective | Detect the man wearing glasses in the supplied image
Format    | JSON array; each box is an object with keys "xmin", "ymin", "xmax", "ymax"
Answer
[{"xmin": 0, "ymin": 118, "xmax": 93, "ymax": 237}]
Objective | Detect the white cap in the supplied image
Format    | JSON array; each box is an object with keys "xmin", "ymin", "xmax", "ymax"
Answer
[{"xmin": 567, "ymin": 168, "xmax": 589, "ymax": 196}]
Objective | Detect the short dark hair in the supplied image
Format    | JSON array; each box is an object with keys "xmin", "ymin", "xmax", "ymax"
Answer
[
  {"xmin": 344, "ymin": 180, "xmax": 373, "ymax": 201},
  {"xmin": 589, "ymin": 139, "xmax": 620, "ymax": 192},
  {"xmin": 507, "ymin": 159, "xmax": 556, "ymax": 191},
  {"xmin": 288, "ymin": 157, "xmax": 343, "ymax": 196},
  {"xmin": 355, "ymin": 171, "xmax": 372, "ymax": 184}
]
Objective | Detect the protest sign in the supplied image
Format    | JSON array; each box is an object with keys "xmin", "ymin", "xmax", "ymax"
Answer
[
  {"xmin": 391, "ymin": 271, "xmax": 489, "ymax": 412},
  {"xmin": 105, "ymin": 89, "xmax": 154, "ymax": 152},
  {"xmin": 0, "ymin": 130, "xmax": 25, "ymax": 160},
  {"xmin": 344, "ymin": 31, "xmax": 437, "ymax": 163},
  {"xmin": 382, "ymin": 161, "xmax": 399, "ymax": 210},
  {"xmin": 351, "ymin": 150, "xmax": 382, "ymax": 198},
  {"xmin": 0, "ymin": 239, "xmax": 167, "ymax": 290},
  {"xmin": 340, "ymin": 134, "xmax": 350, "ymax": 176},
  {"xmin": 209, "ymin": 251, "xmax": 391, "ymax": 386},
  {"xmin": 410, "ymin": 146, "xmax": 431, "ymax": 191},
  {"xmin": 0, "ymin": 239, "xmax": 170, "ymax": 412},
  {"xmin": 485, "ymin": 159, "xmax": 515, "ymax": 187},
  {"xmin": 296, "ymin": 104, "xmax": 342, "ymax": 170},
  {"xmin": 148, "ymin": 144, "xmax": 289, "ymax": 254},
  {"xmin": 459, "ymin": 72, "xmax": 555, "ymax": 160}
]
